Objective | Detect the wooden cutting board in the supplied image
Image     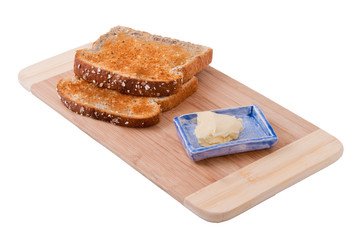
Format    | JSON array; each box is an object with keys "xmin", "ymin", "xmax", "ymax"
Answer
[{"xmin": 18, "ymin": 44, "xmax": 343, "ymax": 222}]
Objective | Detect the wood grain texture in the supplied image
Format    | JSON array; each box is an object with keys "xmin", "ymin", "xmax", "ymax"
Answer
[
  {"xmin": 18, "ymin": 43, "xmax": 91, "ymax": 91},
  {"xmin": 18, "ymin": 46, "xmax": 343, "ymax": 222},
  {"xmin": 184, "ymin": 129, "xmax": 343, "ymax": 222}
]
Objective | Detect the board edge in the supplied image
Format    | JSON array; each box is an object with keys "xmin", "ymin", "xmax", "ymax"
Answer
[
  {"xmin": 183, "ymin": 129, "xmax": 343, "ymax": 222},
  {"xmin": 18, "ymin": 43, "xmax": 92, "ymax": 91}
]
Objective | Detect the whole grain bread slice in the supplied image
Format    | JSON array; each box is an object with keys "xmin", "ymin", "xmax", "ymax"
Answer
[
  {"xmin": 56, "ymin": 76, "xmax": 198, "ymax": 128},
  {"xmin": 74, "ymin": 26, "xmax": 212, "ymax": 97}
]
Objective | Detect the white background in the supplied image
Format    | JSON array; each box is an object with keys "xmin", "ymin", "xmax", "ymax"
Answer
[{"xmin": 1, "ymin": 0, "xmax": 357, "ymax": 239}]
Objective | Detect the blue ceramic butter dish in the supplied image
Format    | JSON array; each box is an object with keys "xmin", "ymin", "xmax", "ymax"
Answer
[{"xmin": 173, "ymin": 105, "xmax": 278, "ymax": 161}]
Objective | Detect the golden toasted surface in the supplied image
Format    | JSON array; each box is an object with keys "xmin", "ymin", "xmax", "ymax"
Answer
[
  {"xmin": 81, "ymin": 33, "xmax": 191, "ymax": 81},
  {"xmin": 57, "ymin": 77, "xmax": 160, "ymax": 117}
]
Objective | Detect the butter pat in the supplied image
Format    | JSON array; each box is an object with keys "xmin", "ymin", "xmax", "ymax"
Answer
[{"xmin": 194, "ymin": 111, "xmax": 244, "ymax": 147}]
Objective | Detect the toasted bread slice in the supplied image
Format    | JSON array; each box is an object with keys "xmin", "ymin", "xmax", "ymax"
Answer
[
  {"xmin": 74, "ymin": 26, "xmax": 212, "ymax": 97},
  {"xmin": 56, "ymin": 76, "xmax": 198, "ymax": 127}
]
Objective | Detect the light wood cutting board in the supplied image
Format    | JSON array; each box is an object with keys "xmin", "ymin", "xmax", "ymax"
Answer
[{"xmin": 18, "ymin": 44, "xmax": 343, "ymax": 222}]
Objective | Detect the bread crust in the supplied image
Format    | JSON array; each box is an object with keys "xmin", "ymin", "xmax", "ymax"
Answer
[
  {"xmin": 74, "ymin": 53, "xmax": 181, "ymax": 97},
  {"xmin": 155, "ymin": 76, "xmax": 198, "ymax": 112},
  {"xmin": 74, "ymin": 26, "xmax": 212, "ymax": 97},
  {"xmin": 57, "ymin": 87, "xmax": 161, "ymax": 128},
  {"xmin": 181, "ymin": 48, "xmax": 213, "ymax": 83},
  {"xmin": 56, "ymin": 76, "xmax": 198, "ymax": 128}
]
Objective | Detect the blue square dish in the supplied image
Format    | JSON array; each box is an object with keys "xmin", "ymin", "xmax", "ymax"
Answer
[{"xmin": 173, "ymin": 105, "xmax": 278, "ymax": 161}]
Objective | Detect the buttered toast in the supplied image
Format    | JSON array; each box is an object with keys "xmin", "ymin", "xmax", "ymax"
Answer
[
  {"xmin": 56, "ymin": 76, "xmax": 198, "ymax": 127},
  {"xmin": 74, "ymin": 26, "xmax": 212, "ymax": 97}
]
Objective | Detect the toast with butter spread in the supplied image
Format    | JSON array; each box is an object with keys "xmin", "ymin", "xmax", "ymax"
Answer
[
  {"xmin": 56, "ymin": 76, "xmax": 198, "ymax": 128},
  {"xmin": 74, "ymin": 26, "xmax": 212, "ymax": 97}
]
